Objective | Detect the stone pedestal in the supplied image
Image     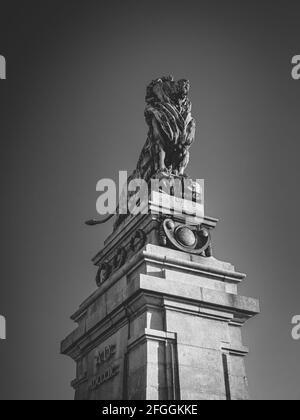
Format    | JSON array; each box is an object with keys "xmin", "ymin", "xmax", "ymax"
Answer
[{"xmin": 61, "ymin": 197, "xmax": 259, "ymax": 400}]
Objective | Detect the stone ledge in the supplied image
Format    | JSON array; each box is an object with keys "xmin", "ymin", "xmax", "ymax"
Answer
[
  {"xmin": 220, "ymin": 343, "xmax": 249, "ymax": 356},
  {"xmin": 138, "ymin": 274, "xmax": 260, "ymax": 317},
  {"xmin": 71, "ymin": 245, "xmax": 247, "ymax": 323},
  {"xmin": 61, "ymin": 280, "xmax": 259, "ymax": 359}
]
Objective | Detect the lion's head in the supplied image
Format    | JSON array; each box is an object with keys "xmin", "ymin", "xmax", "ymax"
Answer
[{"xmin": 145, "ymin": 75, "xmax": 191, "ymax": 106}]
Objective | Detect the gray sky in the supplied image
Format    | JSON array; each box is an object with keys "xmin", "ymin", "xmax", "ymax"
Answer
[{"xmin": 0, "ymin": 0, "xmax": 299, "ymax": 400}]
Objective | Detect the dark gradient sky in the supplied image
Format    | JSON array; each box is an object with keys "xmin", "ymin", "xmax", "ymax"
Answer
[{"xmin": 0, "ymin": 0, "xmax": 299, "ymax": 400}]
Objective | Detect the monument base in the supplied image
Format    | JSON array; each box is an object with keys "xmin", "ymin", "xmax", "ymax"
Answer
[{"xmin": 61, "ymin": 206, "xmax": 259, "ymax": 400}]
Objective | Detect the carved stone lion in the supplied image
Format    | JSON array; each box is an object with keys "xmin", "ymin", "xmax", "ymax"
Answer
[{"xmin": 134, "ymin": 75, "xmax": 196, "ymax": 183}]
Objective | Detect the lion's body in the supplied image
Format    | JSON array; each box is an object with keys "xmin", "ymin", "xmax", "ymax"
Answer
[{"xmin": 134, "ymin": 76, "xmax": 196, "ymax": 183}]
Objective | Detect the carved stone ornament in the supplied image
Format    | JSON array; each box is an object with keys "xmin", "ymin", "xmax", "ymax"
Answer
[
  {"xmin": 96, "ymin": 262, "xmax": 112, "ymax": 287},
  {"xmin": 95, "ymin": 229, "xmax": 147, "ymax": 287},
  {"xmin": 162, "ymin": 218, "xmax": 212, "ymax": 256}
]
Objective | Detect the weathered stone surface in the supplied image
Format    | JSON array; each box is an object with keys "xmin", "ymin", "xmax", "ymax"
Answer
[
  {"xmin": 166, "ymin": 312, "xmax": 229, "ymax": 347},
  {"xmin": 179, "ymin": 366, "xmax": 226, "ymax": 398}
]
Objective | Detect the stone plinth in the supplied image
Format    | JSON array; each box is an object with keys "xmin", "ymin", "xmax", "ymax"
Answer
[{"xmin": 61, "ymin": 200, "xmax": 259, "ymax": 400}]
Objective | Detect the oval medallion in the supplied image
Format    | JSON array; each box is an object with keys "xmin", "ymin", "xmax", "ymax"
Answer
[{"xmin": 175, "ymin": 226, "xmax": 197, "ymax": 248}]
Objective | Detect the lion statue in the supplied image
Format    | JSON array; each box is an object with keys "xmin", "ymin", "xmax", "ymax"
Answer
[{"xmin": 134, "ymin": 75, "xmax": 196, "ymax": 182}]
